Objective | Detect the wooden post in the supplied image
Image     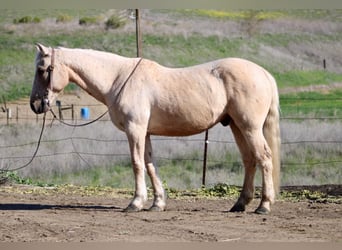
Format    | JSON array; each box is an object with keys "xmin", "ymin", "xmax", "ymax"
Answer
[
  {"xmin": 56, "ymin": 100, "xmax": 63, "ymax": 120},
  {"xmin": 135, "ymin": 9, "xmax": 142, "ymax": 57},
  {"xmin": 71, "ymin": 104, "xmax": 74, "ymax": 121},
  {"xmin": 6, "ymin": 108, "xmax": 10, "ymax": 125},
  {"xmin": 202, "ymin": 130, "xmax": 209, "ymax": 186},
  {"xmin": 16, "ymin": 106, "xmax": 18, "ymax": 123}
]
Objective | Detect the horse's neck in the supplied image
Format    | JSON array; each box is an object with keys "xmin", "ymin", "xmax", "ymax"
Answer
[{"xmin": 59, "ymin": 49, "xmax": 131, "ymax": 105}]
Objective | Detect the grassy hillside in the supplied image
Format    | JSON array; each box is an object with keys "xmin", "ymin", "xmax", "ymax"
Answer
[{"xmin": 0, "ymin": 9, "xmax": 342, "ymax": 109}]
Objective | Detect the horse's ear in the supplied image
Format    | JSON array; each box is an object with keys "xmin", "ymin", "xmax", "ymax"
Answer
[{"xmin": 35, "ymin": 43, "xmax": 50, "ymax": 56}]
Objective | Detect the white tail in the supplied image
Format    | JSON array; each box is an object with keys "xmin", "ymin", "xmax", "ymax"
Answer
[{"xmin": 263, "ymin": 75, "xmax": 281, "ymax": 195}]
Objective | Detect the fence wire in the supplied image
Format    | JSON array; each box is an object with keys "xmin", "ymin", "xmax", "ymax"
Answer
[
  {"xmin": 0, "ymin": 101, "xmax": 342, "ymax": 186},
  {"xmin": 1, "ymin": 127, "xmax": 342, "ymax": 167}
]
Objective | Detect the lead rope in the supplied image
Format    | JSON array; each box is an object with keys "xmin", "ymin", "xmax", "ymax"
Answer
[
  {"xmin": 0, "ymin": 112, "xmax": 47, "ymax": 183},
  {"xmin": 49, "ymin": 57, "xmax": 143, "ymax": 127},
  {"xmin": 50, "ymin": 108, "xmax": 108, "ymax": 127}
]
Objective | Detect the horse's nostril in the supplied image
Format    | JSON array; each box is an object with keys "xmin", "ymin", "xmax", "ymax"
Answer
[{"xmin": 30, "ymin": 99, "xmax": 45, "ymax": 114}]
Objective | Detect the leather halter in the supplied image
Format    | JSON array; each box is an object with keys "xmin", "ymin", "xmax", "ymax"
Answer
[
  {"xmin": 47, "ymin": 48, "xmax": 55, "ymax": 91},
  {"xmin": 41, "ymin": 48, "xmax": 55, "ymax": 109}
]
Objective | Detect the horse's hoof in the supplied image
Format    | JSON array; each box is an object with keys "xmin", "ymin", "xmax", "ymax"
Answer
[
  {"xmin": 123, "ymin": 204, "xmax": 141, "ymax": 213},
  {"xmin": 149, "ymin": 205, "xmax": 165, "ymax": 212},
  {"xmin": 229, "ymin": 203, "xmax": 245, "ymax": 212},
  {"xmin": 254, "ymin": 206, "xmax": 270, "ymax": 215}
]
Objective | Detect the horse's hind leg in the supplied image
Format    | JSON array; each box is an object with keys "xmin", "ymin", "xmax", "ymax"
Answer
[
  {"xmin": 229, "ymin": 121, "xmax": 257, "ymax": 212},
  {"xmin": 145, "ymin": 134, "xmax": 166, "ymax": 211},
  {"xmin": 243, "ymin": 128, "xmax": 275, "ymax": 214}
]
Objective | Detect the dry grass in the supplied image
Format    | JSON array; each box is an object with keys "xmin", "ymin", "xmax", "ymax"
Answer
[{"xmin": 1, "ymin": 115, "xmax": 341, "ymax": 188}]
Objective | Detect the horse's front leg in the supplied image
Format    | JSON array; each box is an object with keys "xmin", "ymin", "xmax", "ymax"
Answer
[
  {"xmin": 145, "ymin": 134, "xmax": 166, "ymax": 211},
  {"xmin": 124, "ymin": 123, "xmax": 148, "ymax": 212}
]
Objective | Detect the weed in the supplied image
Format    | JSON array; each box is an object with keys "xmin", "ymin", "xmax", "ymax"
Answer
[
  {"xmin": 13, "ymin": 16, "xmax": 41, "ymax": 24},
  {"xmin": 56, "ymin": 13, "xmax": 73, "ymax": 23},
  {"xmin": 199, "ymin": 183, "xmax": 241, "ymax": 198},
  {"xmin": 280, "ymin": 189, "xmax": 342, "ymax": 204},
  {"xmin": 79, "ymin": 16, "xmax": 101, "ymax": 26},
  {"xmin": 105, "ymin": 14, "xmax": 126, "ymax": 30},
  {"xmin": 1, "ymin": 171, "xmax": 53, "ymax": 187}
]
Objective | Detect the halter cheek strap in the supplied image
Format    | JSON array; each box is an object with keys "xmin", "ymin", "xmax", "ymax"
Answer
[
  {"xmin": 47, "ymin": 48, "xmax": 55, "ymax": 91},
  {"xmin": 42, "ymin": 48, "xmax": 55, "ymax": 108}
]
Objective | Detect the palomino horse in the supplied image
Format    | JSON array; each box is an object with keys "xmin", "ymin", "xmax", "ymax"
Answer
[{"xmin": 30, "ymin": 43, "xmax": 280, "ymax": 214}]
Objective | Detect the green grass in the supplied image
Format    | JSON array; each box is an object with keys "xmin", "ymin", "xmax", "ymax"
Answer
[
  {"xmin": 177, "ymin": 10, "xmax": 286, "ymax": 20},
  {"xmin": 173, "ymin": 9, "xmax": 342, "ymax": 22},
  {"xmin": 280, "ymin": 90, "xmax": 342, "ymax": 117},
  {"xmin": 1, "ymin": 9, "xmax": 342, "ymax": 101},
  {"xmin": 0, "ymin": 9, "xmax": 107, "ymax": 23},
  {"xmin": 274, "ymin": 71, "xmax": 342, "ymax": 88},
  {"xmin": 34, "ymin": 162, "xmax": 135, "ymax": 188}
]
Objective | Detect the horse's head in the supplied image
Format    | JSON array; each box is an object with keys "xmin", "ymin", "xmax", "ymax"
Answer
[{"xmin": 30, "ymin": 43, "xmax": 69, "ymax": 114}]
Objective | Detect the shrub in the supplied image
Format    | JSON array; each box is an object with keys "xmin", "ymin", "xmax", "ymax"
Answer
[
  {"xmin": 79, "ymin": 16, "xmax": 99, "ymax": 26},
  {"xmin": 56, "ymin": 14, "xmax": 73, "ymax": 23},
  {"xmin": 13, "ymin": 16, "xmax": 41, "ymax": 24},
  {"xmin": 105, "ymin": 14, "xmax": 126, "ymax": 30}
]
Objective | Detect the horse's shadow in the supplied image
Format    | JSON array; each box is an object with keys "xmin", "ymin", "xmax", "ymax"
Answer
[{"xmin": 0, "ymin": 203, "xmax": 122, "ymax": 211}]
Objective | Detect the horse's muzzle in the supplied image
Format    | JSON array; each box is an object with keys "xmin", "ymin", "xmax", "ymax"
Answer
[{"xmin": 30, "ymin": 98, "xmax": 50, "ymax": 114}]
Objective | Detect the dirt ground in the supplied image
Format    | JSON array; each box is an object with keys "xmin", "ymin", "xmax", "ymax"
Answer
[{"xmin": 0, "ymin": 184, "xmax": 341, "ymax": 242}]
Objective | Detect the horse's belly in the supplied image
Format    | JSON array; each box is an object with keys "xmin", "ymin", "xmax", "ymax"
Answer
[
  {"xmin": 148, "ymin": 124, "xmax": 208, "ymax": 136},
  {"xmin": 147, "ymin": 109, "xmax": 220, "ymax": 136},
  {"xmin": 144, "ymin": 67, "xmax": 229, "ymax": 136},
  {"xmin": 148, "ymin": 124, "xmax": 207, "ymax": 136}
]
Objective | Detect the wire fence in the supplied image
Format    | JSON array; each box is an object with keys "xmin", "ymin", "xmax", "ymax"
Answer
[
  {"xmin": 1, "ymin": 136, "xmax": 342, "ymax": 164},
  {"xmin": 1, "ymin": 96, "xmax": 342, "ymax": 124},
  {"xmin": 0, "ymin": 100, "xmax": 342, "ymax": 187}
]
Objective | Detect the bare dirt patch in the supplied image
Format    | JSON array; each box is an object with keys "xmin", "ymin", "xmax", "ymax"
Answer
[{"xmin": 0, "ymin": 184, "xmax": 341, "ymax": 242}]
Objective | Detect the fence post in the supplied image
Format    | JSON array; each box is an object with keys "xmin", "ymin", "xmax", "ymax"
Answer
[
  {"xmin": 6, "ymin": 108, "xmax": 10, "ymax": 125},
  {"xmin": 71, "ymin": 104, "xmax": 74, "ymax": 121},
  {"xmin": 56, "ymin": 100, "xmax": 63, "ymax": 120},
  {"xmin": 16, "ymin": 106, "xmax": 18, "ymax": 123},
  {"xmin": 202, "ymin": 129, "xmax": 209, "ymax": 186},
  {"xmin": 135, "ymin": 9, "xmax": 142, "ymax": 57}
]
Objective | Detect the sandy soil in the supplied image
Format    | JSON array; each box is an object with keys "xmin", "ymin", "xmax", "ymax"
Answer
[{"xmin": 0, "ymin": 184, "xmax": 341, "ymax": 242}]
